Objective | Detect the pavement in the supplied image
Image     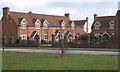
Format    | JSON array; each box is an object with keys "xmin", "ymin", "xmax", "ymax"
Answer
[{"xmin": 0, "ymin": 49, "xmax": 119, "ymax": 55}]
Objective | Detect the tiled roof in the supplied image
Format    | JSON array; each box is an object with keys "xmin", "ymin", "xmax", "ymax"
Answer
[
  {"xmin": 92, "ymin": 16, "xmax": 115, "ymax": 28},
  {"xmin": 9, "ymin": 11, "xmax": 87, "ymax": 27},
  {"xmin": 9, "ymin": 11, "xmax": 70, "ymax": 26},
  {"xmin": 73, "ymin": 20, "xmax": 86, "ymax": 26}
]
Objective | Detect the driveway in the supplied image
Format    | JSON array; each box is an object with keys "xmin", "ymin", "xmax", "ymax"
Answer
[{"xmin": 0, "ymin": 49, "xmax": 119, "ymax": 55}]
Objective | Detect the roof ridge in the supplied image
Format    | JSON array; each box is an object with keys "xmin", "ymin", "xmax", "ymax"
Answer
[
  {"xmin": 73, "ymin": 20, "xmax": 86, "ymax": 21},
  {"xmin": 97, "ymin": 16, "xmax": 115, "ymax": 18},
  {"xmin": 10, "ymin": 11, "xmax": 66, "ymax": 17}
]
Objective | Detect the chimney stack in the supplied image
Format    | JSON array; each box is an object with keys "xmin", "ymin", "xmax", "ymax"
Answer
[
  {"xmin": 64, "ymin": 13, "xmax": 70, "ymax": 19},
  {"xmin": 94, "ymin": 14, "xmax": 98, "ymax": 21},
  {"xmin": 86, "ymin": 17, "xmax": 89, "ymax": 33},
  {"xmin": 3, "ymin": 7, "xmax": 10, "ymax": 19}
]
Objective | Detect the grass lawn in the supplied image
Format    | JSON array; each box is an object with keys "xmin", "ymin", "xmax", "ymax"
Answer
[
  {"xmin": 3, "ymin": 47, "xmax": 119, "ymax": 52},
  {"xmin": 2, "ymin": 52, "xmax": 118, "ymax": 70}
]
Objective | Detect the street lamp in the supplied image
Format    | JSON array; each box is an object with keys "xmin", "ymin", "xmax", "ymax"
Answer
[{"xmin": 60, "ymin": 29, "xmax": 64, "ymax": 58}]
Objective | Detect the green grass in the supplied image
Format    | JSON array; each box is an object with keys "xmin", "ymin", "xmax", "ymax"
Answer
[
  {"xmin": 2, "ymin": 52, "xmax": 118, "ymax": 70},
  {"xmin": 3, "ymin": 47, "xmax": 119, "ymax": 52}
]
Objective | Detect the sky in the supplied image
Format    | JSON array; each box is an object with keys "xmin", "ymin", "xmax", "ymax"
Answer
[{"xmin": 0, "ymin": 0, "xmax": 119, "ymax": 33}]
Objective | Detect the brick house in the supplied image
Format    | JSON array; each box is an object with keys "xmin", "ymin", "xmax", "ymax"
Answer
[
  {"xmin": 1, "ymin": 7, "xmax": 89, "ymax": 44},
  {"xmin": 115, "ymin": 10, "xmax": 120, "ymax": 48},
  {"xmin": 91, "ymin": 14, "xmax": 115, "ymax": 43}
]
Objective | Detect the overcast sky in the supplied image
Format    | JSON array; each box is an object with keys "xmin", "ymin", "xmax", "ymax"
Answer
[{"xmin": 0, "ymin": 0, "xmax": 119, "ymax": 32}]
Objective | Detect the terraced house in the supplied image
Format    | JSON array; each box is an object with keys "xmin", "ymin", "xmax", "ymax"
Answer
[{"xmin": 1, "ymin": 7, "xmax": 89, "ymax": 44}]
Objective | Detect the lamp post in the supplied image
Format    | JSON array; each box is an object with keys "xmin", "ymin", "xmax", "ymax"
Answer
[{"xmin": 60, "ymin": 29, "xmax": 64, "ymax": 58}]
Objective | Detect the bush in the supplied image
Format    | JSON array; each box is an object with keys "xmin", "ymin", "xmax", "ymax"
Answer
[
  {"xmin": 79, "ymin": 34, "xmax": 88, "ymax": 44},
  {"xmin": 41, "ymin": 40, "xmax": 51, "ymax": 44}
]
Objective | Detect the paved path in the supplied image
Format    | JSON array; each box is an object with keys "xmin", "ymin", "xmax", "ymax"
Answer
[{"xmin": 0, "ymin": 49, "xmax": 119, "ymax": 55}]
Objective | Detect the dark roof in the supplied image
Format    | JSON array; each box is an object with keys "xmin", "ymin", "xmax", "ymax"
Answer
[
  {"xmin": 30, "ymin": 31, "xmax": 37, "ymax": 37},
  {"xmin": 32, "ymin": 19, "xmax": 37, "ymax": 24},
  {"xmin": 92, "ymin": 16, "xmax": 115, "ymax": 28},
  {"xmin": 65, "ymin": 31, "xmax": 70, "ymax": 35},
  {"xmin": 55, "ymin": 30, "xmax": 60, "ymax": 35},
  {"xmin": 73, "ymin": 20, "xmax": 86, "ymax": 26},
  {"xmin": 18, "ymin": 18, "xmax": 23, "ymax": 24},
  {"xmin": 116, "ymin": 10, "xmax": 120, "ymax": 16}
]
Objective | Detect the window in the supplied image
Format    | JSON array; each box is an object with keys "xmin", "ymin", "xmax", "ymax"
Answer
[
  {"xmin": 95, "ymin": 25, "xmax": 100, "ymax": 30},
  {"xmin": 35, "ymin": 23, "xmax": 40, "ymax": 29},
  {"xmin": 61, "ymin": 24, "xmax": 65, "ymax": 29},
  {"xmin": 21, "ymin": 23, "xmax": 26, "ymax": 29},
  {"xmin": 94, "ymin": 34, "xmax": 101, "ymax": 38},
  {"xmin": 43, "ymin": 23, "xmax": 48, "ymax": 29},
  {"xmin": 71, "ymin": 24, "xmax": 75, "ymax": 29},
  {"xmin": 43, "ymin": 34, "xmax": 48, "ymax": 40},
  {"xmin": 110, "ymin": 24, "xmax": 114, "ymax": 29},
  {"xmin": 20, "ymin": 35, "xmax": 27, "ymax": 40}
]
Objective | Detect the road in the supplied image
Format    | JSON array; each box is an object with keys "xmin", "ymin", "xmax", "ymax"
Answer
[{"xmin": 0, "ymin": 49, "xmax": 119, "ymax": 55}]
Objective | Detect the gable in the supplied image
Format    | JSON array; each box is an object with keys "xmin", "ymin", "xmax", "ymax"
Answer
[
  {"xmin": 35, "ymin": 19, "xmax": 41, "ymax": 24},
  {"xmin": 109, "ymin": 20, "xmax": 114, "ymax": 25},
  {"xmin": 20, "ymin": 18, "xmax": 27, "ymax": 24}
]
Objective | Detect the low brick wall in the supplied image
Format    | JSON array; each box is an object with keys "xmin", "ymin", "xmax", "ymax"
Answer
[
  {"xmin": 3, "ymin": 44, "xmax": 39, "ymax": 47},
  {"xmin": 52, "ymin": 43, "xmax": 118, "ymax": 48}
]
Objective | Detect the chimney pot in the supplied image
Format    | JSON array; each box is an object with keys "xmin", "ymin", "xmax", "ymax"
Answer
[
  {"xmin": 94, "ymin": 14, "xmax": 98, "ymax": 20},
  {"xmin": 64, "ymin": 13, "xmax": 70, "ymax": 19}
]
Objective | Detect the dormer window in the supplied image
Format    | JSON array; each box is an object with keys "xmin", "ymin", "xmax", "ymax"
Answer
[
  {"xmin": 61, "ymin": 21, "xmax": 66, "ymax": 29},
  {"xmin": 21, "ymin": 23, "xmax": 26, "ymax": 29},
  {"xmin": 61, "ymin": 24, "xmax": 65, "ymax": 29},
  {"xmin": 43, "ymin": 23, "xmax": 48, "ymax": 29},
  {"xmin": 109, "ymin": 20, "xmax": 114, "ymax": 29},
  {"xmin": 43, "ymin": 19, "xmax": 49, "ymax": 29},
  {"xmin": 20, "ymin": 18, "xmax": 27, "ymax": 29},
  {"xmin": 94, "ymin": 22, "xmax": 100, "ymax": 30},
  {"xmin": 95, "ymin": 25, "xmax": 100, "ymax": 30},
  {"xmin": 110, "ymin": 24, "xmax": 114, "ymax": 29},
  {"xmin": 71, "ymin": 22, "xmax": 75, "ymax": 29},
  {"xmin": 35, "ymin": 19, "xmax": 40, "ymax": 29},
  {"xmin": 35, "ymin": 23, "xmax": 40, "ymax": 29}
]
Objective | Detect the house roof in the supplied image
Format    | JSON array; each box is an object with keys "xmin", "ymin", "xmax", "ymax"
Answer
[
  {"xmin": 92, "ymin": 16, "xmax": 115, "ymax": 28},
  {"xmin": 9, "ymin": 11, "xmax": 87, "ymax": 27},
  {"xmin": 30, "ymin": 31, "xmax": 37, "ymax": 38},
  {"xmin": 9, "ymin": 11, "xmax": 70, "ymax": 26},
  {"xmin": 55, "ymin": 30, "xmax": 60, "ymax": 35},
  {"xmin": 73, "ymin": 20, "xmax": 86, "ymax": 26},
  {"xmin": 65, "ymin": 31, "xmax": 70, "ymax": 35}
]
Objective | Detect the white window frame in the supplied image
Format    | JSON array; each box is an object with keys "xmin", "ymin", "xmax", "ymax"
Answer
[
  {"xmin": 61, "ymin": 21, "xmax": 66, "ymax": 29},
  {"xmin": 95, "ymin": 25, "xmax": 100, "ymax": 30},
  {"xmin": 43, "ymin": 23, "xmax": 48, "ymax": 29},
  {"xmin": 110, "ymin": 24, "xmax": 114, "ymax": 29},
  {"xmin": 20, "ymin": 34, "xmax": 27, "ymax": 40},
  {"xmin": 21, "ymin": 23, "xmax": 26, "ymax": 29},
  {"xmin": 94, "ymin": 34, "xmax": 101, "ymax": 38},
  {"xmin": 43, "ymin": 34, "xmax": 48, "ymax": 40},
  {"xmin": 35, "ymin": 23, "xmax": 40, "ymax": 29},
  {"xmin": 71, "ymin": 22, "xmax": 75, "ymax": 29},
  {"xmin": 35, "ymin": 19, "xmax": 40, "ymax": 29},
  {"xmin": 61, "ymin": 23, "xmax": 65, "ymax": 29}
]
